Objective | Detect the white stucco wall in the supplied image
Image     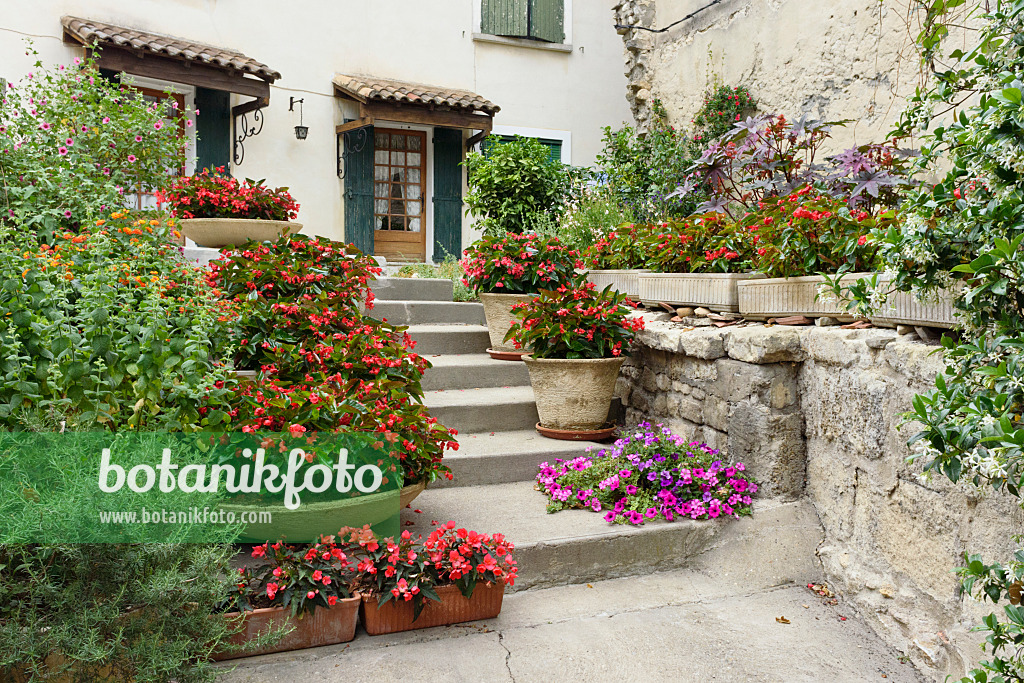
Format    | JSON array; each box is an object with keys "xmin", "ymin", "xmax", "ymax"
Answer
[{"xmin": 0, "ymin": 0, "xmax": 631, "ymax": 253}]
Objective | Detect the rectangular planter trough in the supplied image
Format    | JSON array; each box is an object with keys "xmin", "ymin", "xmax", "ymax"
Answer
[
  {"xmin": 360, "ymin": 581, "xmax": 505, "ymax": 635},
  {"xmin": 586, "ymin": 269, "xmax": 645, "ymax": 300},
  {"xmin": 737, "ymin": 274, "xmax": 862, "ymax": 321},
  {"xmin": 637, "ymin": 272, "xmax": 765, "ymax": 313},
  {"xmin": 869, "ymin": 275, "xmax": 957, "ymax": 329}
]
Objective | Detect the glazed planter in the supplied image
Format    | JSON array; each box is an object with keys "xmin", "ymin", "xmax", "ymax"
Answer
[
  {"xmin": 220, "ymin": 482, "xmax": 426, "ymax": 543},
  {"xmin": 360, "ymin": 581, "xmax": 506, "ymax": 635},
  {"xmin": 212, "ymin": 596, "xmax": 361, "ymax": 661},
  {"xmin": 737, "ymin": 274, "xmax": 863, "ymax": 322},
  {"xmin": 523, "ymin": 356, "xmax": 624, "ymax": 431},
  {"xmin": 479, "ymin": 292, "xmax": 534, "ymax": 353},
  {"xmin": 180, "ymin": 217, "xmax": 299, "ymax": 248},
  {"xmin": 586, "ymin": 269, "xmax": 646, "ymax": 299},
  {"xmin": 637, "ymin": 272, "xmax": 765, "ymax": 312}
]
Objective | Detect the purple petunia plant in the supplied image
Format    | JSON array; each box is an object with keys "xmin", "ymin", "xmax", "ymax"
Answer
[{"xmin": 536, "ymin": 422, "xmax": 756, "ymax": 525}]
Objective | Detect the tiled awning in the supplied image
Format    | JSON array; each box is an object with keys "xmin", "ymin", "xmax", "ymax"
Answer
[
  {"xmin": 333, "ymin": 74, "xmax": 499, "ymax": 115},
  {"xmin": 62, "ymin": 16, "xmax": 280, "ymax": 81}
]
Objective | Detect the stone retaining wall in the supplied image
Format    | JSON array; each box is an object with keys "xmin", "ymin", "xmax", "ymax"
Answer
[{"xmin": 618, "ymin": 315, "xmax": 1024, "ymax": 679}]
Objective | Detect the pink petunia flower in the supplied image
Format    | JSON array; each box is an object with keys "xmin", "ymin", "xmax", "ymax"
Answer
[
  {"xmin": 58, "ymin": 146, "xmax": 68, "ymax": 156},
  {"xmin": 127, "ymin": 154, "xmax": 136, "ymax": 163}
]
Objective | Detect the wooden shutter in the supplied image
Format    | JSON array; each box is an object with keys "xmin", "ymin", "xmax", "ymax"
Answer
[
  {"xmin": 343, "ymin": 125, "xmax": 375, "ymax": 256},
  {"xmin": 194, "ymin": 87, "xmax": 231, "ymax": 172},
  {"xmin": 529, "ymin": 0, "xmax": 564, "ymax": 43},
  {"xmin": 432, "ymin": 128, "xmax": 464, "ymax": 262},
  {"xmin": 481, "ymin": 0, "xmax": 529, "ymax": 38},
  {"xmin": 537, "ymin": 138, "xmax": 563, "ymax": 164}
]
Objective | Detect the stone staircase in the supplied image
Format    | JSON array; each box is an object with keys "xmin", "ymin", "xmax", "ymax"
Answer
[{"xmin": 368, "ymin": 278, "xmax": 822, "ymax": 592}]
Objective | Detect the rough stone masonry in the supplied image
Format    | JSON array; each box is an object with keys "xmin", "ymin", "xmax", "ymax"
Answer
[{"xmin": 617, "ymin": 315, "xmax": 1024, "ymax": 681}]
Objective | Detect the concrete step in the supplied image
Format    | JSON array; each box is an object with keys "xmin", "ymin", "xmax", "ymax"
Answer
[
  {"xmin": 422, "ymin": 353, "xmax": 529, "ymax": 391},
  {"xmin": 370, "ymin": 276, "xmax": 453, "ymax": 302},
  {"xmin": 423, "ymin": 385, "xmax": 538, "ymax": 433},
  {"xmin": 434, "ymin": 429, "xmax": 606, "ymax": 488},
  {"xmin": 408, "ymin": 324, "xmax": 490, "ymax": 355},
  {"xmin": 371, "ymin": 300, "xmax": 485, "ymax": 326},
  {"xmin": 402, "ymin": 481, "xmax": 823, "ymax": 591}
]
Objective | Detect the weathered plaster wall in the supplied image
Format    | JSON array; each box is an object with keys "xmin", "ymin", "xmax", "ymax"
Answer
[
  {"xmin": 611, "ymin": 0, "xmax": 925, "ymax": 150},
  {"xmin": 618, "ymin": 316, "xmax": 1024, "ymax": 680}
]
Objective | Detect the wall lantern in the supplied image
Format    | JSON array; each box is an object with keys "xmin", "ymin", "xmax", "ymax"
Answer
[{"xmin": 289, "ymin": 97, "xmax": 307, "ymax": 140}]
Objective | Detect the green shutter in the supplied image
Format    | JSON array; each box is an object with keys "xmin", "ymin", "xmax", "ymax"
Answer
[
  {"xmin": 529, "ymin": 0, "xmax": 564, "ymax": 43},
  {"xmin": 432, "ymin": 128, "xmax": 464, "ymax": 262},
  {"xmin": 194, "ymin": 87, "xmax": 231, "ymax": 172},
  {"xmin": 538, "ymin": 138, "xmax": 562, "ymax": 164},
  {"xmin": 343, "ymin": 125, "xmax": 375, "ymax": 256},
  {"xmin": 484, "ymin": 135, "xmax": 561, "ymax": 164},
  {"xmin": 482, "ymin": 0, "xmax": 529, "ymax": 38}
]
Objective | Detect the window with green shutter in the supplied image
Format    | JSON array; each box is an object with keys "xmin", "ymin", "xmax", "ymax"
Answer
[
  {"xmin": 483, "ymin": 135, "xmax": 563, "ymax": 164},
  {"xmin": 481, "ymin": 0, "xmax": 564, "ymax": 43}
]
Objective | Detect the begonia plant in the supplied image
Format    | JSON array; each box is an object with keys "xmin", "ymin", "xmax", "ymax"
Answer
[{"xmin": 460, "ymin": 231, "xmax": 578, "ymax": 295}]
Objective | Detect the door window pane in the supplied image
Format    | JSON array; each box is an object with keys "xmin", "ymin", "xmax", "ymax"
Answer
[{"xmin": 372, "ymin": 129, "xmax": 427, "ymax": 235}]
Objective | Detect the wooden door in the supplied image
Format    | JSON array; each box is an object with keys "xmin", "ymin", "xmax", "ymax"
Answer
[{"xmin": 373, "ymin": 128, "xmax": 427, "ymax": 262}]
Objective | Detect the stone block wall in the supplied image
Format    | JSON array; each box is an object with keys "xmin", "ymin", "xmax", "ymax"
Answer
[{"xmin": 618, "ymin": 316, "xmax": 1024, "ymax": 679}]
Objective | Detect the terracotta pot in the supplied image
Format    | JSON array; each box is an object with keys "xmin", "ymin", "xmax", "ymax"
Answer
[
  {"xmin": 219, "ymin": 482, "xmax": 426, "ymax": 543},
  {"xmin": 180, "ymin": 217, "xmax": 299, "ymax": 248},
  {"xmin": 212, "ymin": 596, "xmax": 360, "ymax": 661},
  {"xmin": 360, "ymin": 581, "xmax": 505, "ymax": 635},
  {"xmin": 523, "ymin": 356, "xmax": 624, "ymax": 430},
  {"xmin": 479, "ymin": 292, "xmax": 534, "ymax": 353}
]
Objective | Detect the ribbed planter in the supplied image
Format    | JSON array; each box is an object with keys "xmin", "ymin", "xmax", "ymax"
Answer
[
  {"xmin": 180, "ymin": 218, "xmax": 299, "ymax": 248},
  {"xmin": 523, "ymin": 356, "xmax": 624, "ymax": 431},
  {"xmin": 212, "ymin": 596, "xmax": 361, "ymax": 661},
  {"xmin": 479, "ymin": 292, "xmax": 534, "ymax": 353},
  {"xmin": 737, "ymin": 274, "xmax": 863, "ymax": 321},
  {"xmin": 586, "ymin": 269, "xmax": 646, "ymax": 299},
  {"xmin": 637, "ymin": 272, "xmax": 765, "ymax": 312},
  {"xmin": 869, "ymin": 275, "xmax": 957, "ymax": 329},
  {"xmin": 360, "ymin": 581, "xmax": 506, "ymax": 635},
  {"xmin": 220, "ymin": 482, "xmax": 426, "ymax": 543}
]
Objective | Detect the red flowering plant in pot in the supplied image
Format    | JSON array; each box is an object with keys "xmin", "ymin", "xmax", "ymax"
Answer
[
  {"xmin": 214, "ymin": 537, "xmax": 360, "ymax": 660},
  {"xmin": 158, "ymin": 166, "xmax": 301, "ymax": 248},
  {"xmin": 346, "ymin": 522, "xmax": 518, "ymax": 635},
  {"xmin": 460, "ymin": 231, "xmax": 579, "ymax": 358},
  {"xmin": 506, "ymin": 279, "xmax": 645, "ymax": 439}
]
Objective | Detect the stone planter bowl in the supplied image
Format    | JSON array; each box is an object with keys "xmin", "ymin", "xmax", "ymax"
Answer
[
  {"xmin": 479, "ymin": 292, "xmax": 534, "ymax": 353},
  {"xmin": 180, "ymin": 217, "xmax": 299, "ymax": 248},
  {"xmin": 524, "ymin": 355, "xmax": 625, "ymax": 430}
]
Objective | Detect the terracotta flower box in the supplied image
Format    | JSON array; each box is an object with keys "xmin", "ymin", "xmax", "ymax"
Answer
[
  {"xmin": 585, "ymin": 269, "xmax": 646, "ymax": 299},
  {"xmin": 737, "ymin": 274, "xmax": 862, "ymax": 321},
  {"xmin": 637, "ymin": 272, "xmax": 765, "ymax": 312},
  {"xmin": 212, "ymin": 595, "xmax": 361, "ymax": 661},
  {"xmin": 360, "ymin": 581, "xmax": 506, "ymax": 635}
]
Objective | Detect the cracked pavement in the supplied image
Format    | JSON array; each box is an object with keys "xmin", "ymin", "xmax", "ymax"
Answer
[{"xmin": 214, "ymin": 568, "xmax": 926, "ymax": 682}]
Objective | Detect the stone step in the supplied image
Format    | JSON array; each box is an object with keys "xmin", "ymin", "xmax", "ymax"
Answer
[
  {"xmin": 371, "ymin": 300, "xmax": 485, "ymax": 326},
  {"xmin": 401, "ymin": 481, "xmax": 822, "ymax": 591},
  {"xmin": 422, "ymin": 353, "xmax": 530, "ymax": 391},
  {"xmin": 433, "ymin": 429, "xmax": 606, "ymax": 488},
  {"xmin": 408, "ymin": 324, "xmax": 490, "ymax": 355},
  {"xmin": 370, "ymin": 276, "xmax": 453, "ymax": 302},
  {"xmin": 424, "ymin": 385, "xmax": 538, "ymax": 433}
]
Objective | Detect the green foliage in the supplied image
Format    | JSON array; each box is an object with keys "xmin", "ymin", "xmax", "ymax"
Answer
[
  {"xmin": 0, "ymin": 214, "xmax": 233, "ymax": 431},
  {"xmin": 396, "ymin": 257, "xmax": 475, "ymax": 302},
  {"xmin": 464, "ymin": 136, "xmax": 566, "ymax": 236},
  {"xmin": 555, "ymin": 182, "xmax": 635, "ymax": 253},
  {"xmin": 0, "ymin": 46, "xmax": 190, "ymax": 237},
  {"xmin": 505, "ymin": 279, "xmax": 645, "ymax": 359},
  {"xmin": 689, "ymin": 84, "xmax": 758, "ymax": 149}
]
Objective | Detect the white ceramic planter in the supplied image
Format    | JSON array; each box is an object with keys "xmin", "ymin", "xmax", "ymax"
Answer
[
  {"xmin": 737, "ymin": 274, "xmax": 864, "ymax": 321},
  {"xmin": 479, "ymin": 292, "xmax": 534, "ymax": 353},
  {"xmin": 586, "ymin": 269, "xmax": 646, "ymax": 299},
  {"xmin": 179, "ymin": 217, "xmax": 300, "ymax": 248},
  {"xmin": 637, "ymin": 272, "xmax": 765, "ymax": 312},
  {"xmin": 524, "ymin": 356, "xmax": 625, "ymax": 430}
]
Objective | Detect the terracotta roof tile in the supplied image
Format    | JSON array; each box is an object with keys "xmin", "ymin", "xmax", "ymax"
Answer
[
  {"xmin": 333, "ymin": 74, "xmax": 499, "ymax": 115},
  {"xmin": 61, "ymin": 16, "xmax": 280, "ymax": 82}
]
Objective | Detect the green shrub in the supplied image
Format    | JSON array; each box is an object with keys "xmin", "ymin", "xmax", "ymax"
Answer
[
  {"xmin": 396, "ymin": 257, "xmax": 475, "ymax": 302},
  {"xmin": 464, "ymin": 136, "xmax": 566, "ymax": 236},
  {"xmin": 0, "ymin": 48, "xmax": 190, "ymax": 236}
]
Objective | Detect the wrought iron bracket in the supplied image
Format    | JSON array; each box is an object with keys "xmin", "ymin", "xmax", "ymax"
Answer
[
  {"xmin": 337, "ymin": 125, "xmax": 369, "ymax": 180},
  {"xmin": 232, "ymin": 97, "xmax": 269, "ymax": 166}
]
